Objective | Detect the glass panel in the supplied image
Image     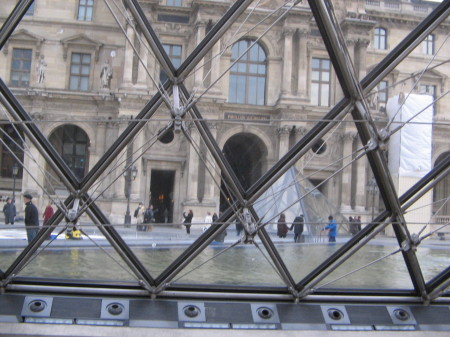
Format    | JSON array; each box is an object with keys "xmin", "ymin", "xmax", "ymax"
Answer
[
  {"xmin": 0, "ymin": 0, "xmax": 447, "ymax": 300},
  {"xmin": 173, "ymin": 242, "xmax": 286, "ymax": 287},
  {"xmin": 17, "ymin": 224, "xmax": 140, "ymax": 283},
  {"xmin": 316, "ymin": 226, "xmax": 414, "ymax": 290}
]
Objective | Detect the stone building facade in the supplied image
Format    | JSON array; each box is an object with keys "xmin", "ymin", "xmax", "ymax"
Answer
[{"xmin": 0, "ymin": 0, "xmax": 448, "ymax": 226}]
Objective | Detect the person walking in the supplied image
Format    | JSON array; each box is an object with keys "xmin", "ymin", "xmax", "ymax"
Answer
[
  {"xmin": 134, "ymin": 202, "xmax": 145, "ymax": 231},
  {"xmin": 24, "ymin": 194, "xmax": 39, "ymax": 243},
  {"xmin": 322, "ymin": 215, "xmax": 337, "ymax": 243},
  {"xmin": 203, "ymin": 212, "xmax": 213, "ymax": 232},
  {"xmin": 290, "ymin": 214, "xmax": 304, "ymax": 243},
  {"xmin": 3, "ymin": 197, "xmax": 16, "ymax": 225},
  {"xmin": 183, "ymin": 209, "xmax": 193, "ymax": 234},
  {"xmin": 42, "ymin": 202, "xmax": 54, "ymax": 240},
  {"xmin": 277, "ymin": 213, "xmax": 289, "ymax": 238}
]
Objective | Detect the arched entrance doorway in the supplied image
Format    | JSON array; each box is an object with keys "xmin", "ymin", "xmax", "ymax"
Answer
[
  {"xmin": 220, "ymin": 133, "xmax": 267, "ymax": 211},
  {"xmin": 433, "ymin": 152, "xmax": 450, "ymax": 218},
  {"xmin": 48, "ymin": 125, "xmax": 90, "ymax": 184}
]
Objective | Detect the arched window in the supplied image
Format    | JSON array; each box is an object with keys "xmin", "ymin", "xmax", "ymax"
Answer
[
  {"xmin": 0, "ymin": 124, "xmax": 24, "ymax": 178},
  {"xmin": 49, "ymin": 125, "xmax": 89, "ymax": 180},
  {"xmin": 229, "ymin": 40, "xmax": 266, "ymax": 105},
  {"xmin": 433, "ymin": 152, "xmax": 450, "ymax": 217},
  {"xmin": 374, "ymin": 27, "xmax": 387, "ymax": 50}
]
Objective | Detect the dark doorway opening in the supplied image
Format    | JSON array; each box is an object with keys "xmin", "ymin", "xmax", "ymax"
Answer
[
  {"xmin": 220, "ymin": 133, "xmax": 267, "ymax": 212},
  {"xmin": 150, "ymin": 170, "xmax": 175, "ymax": 223}
]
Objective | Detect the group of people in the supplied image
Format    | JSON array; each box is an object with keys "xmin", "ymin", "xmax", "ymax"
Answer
[
  {"xmin": 134, "ymin": 203, "xmax": 158, "ymax": 232},
  {"xmin": 277, "ymin": 214, "xmax": 339, "ymax": 243},
  {"xmin": 276, "ymin": 213, "xmax": 305, "ymax": 242},
  {"xmin": 349, "ymin": 216, "xmax": 362, "ymax": 235},
  {"xmin": 3, "ymin": 195, "xmax": 55, "ymax": 243}
]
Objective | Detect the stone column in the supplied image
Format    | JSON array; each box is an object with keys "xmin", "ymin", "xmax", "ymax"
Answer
[
  {"xmin": 355, "ymin": 137, "xmax": 368, "ymax": 212},
  {"xmin": 186, "ymin": 124, "xmax": 201, "ymax": 203},
  {"xmin": 136, "ymin": 37, "xmax": 149, "ymax": 88},
  {"xmin": 340, "ymin": 132, "xmax": 357, "ymax": 212},
  {"xmin": 131, "ymin": 130, "xmax": 145, "ymax": 199},
  {"xmin": 123, "ymin": 19, "xmax": 135, "ymax": 86},
  {"xmin": 346, "ymin": 38, "xmax": 356, "ymax": 65},
  {"xmin": 202, "ymin": 123, "xmax": 217, "ymax": 204},
  {"xmin": 294, "ymin": 126, "xmax": 308, "ymax": 174},
  {"xmin": 277, "ymin": 126, "xmax": 290, "ymax": 160},
  {"xmin": 282, "ymin": 28, "xmax": 295, "ymax": 96},
  {"xmin": 194, "ymin": 21, "xmax": 206, "ymax": 89},
  {"xmin": 356, "ymin": 38, "xmax": 370, "ymax": 81},
  {"xmin": 102, "ymin": 120, "xmax": 119, "ymax": 198},
  {"xmin": 297, "ymin": 29, "xmax": 308, "ymax": 98},
  {"xmin": 113, "ymin": 118, "xmax": 130, "ymax": 199},
  {"xmin": 210, "ymin": 39, "xmax": 222, "ymax": 92}
]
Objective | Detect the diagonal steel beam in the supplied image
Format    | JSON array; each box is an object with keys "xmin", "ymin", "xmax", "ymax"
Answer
[
  {"xmin": 179, "ymin": 83, "xmax": 246, "ymax": 204},
  {"xmin": 2, "ymin": 199, "xmax": 72, "ymax": 283},
  {"xmin": 361, "ymin": 0, "xmax": 450, "ymax": 94},
  {"xmin": 176, "ymin": 0, "xmax": 256, "ymax": 79},
  {"xmin": 124, "ymin": 0, "xmax": 176, "ymax": 82},
  {"xmin": 309, "ymin": 0, "xmax": 428, "ymax": 299},
  {"xmin": 80, "ymin": 94, "xmax": 164, "ymax": 190},
  {"xmin": 83, "ymin": 193, "xmax": 156, "ymax": 288},
  {"xmin": 297, "ymin": 154, "xmax": 450, "ymax": 291},
  {"xmin": 0, "ymin": 80, "xmax": 79, "ymax": 189},
  {"xmin": 154, "ymin": 205, "xmax": 236, "ymax": 288},
  {"xmin": 0, "ymin": 0, "xmax": 35, "ymax": 50},
  {"xmin": 247, "ymin": 98, "xmax": 353, "ymax": 203}
]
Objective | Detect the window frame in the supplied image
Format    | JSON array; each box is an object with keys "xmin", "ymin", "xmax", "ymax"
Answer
[
  {"xmin": 310, "ymin": 57, "xmax": 331, "ymax": 107},
  {"xmin": 228, "ymin": 39, "xmax": 267, "ymax": 106},
  {"xmin": 159, "ymin": 43, "xmax": 183, "ymax": 85},
  {"xmin": 10, "ymin": 47, "xmax": 33, "ymax": 88},
  {"xmin": 166, "ymin": 0, "xmax": 182, "ymax": 6},
  {"xmin": 25, "ymin": 1, "xmax": 35, "ymax": 16},
  {"xmin": 77, "ymin": 0, "xmax": 94, "ymax": 22},
  {"xmin": 68, "ymin": 52, "xmax": 92, "ymax": 91},
  {"xmin": 49, "ymin": 124, "xmax": 90, "ymax": 180},
  {"xmin": 374, "ymin": 27, "xmax": 387, "ymax": 50},
  {"xmin": 422, "ymin": 34, "xmax": 435, "ymax": 55}
]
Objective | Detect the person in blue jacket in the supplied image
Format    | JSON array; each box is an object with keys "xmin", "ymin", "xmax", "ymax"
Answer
[{"xmin": 323, "ymin": 215, "xmax": 337, "ymax": 243}]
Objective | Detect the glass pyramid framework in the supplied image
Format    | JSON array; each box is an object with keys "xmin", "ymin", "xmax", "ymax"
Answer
[{"xmin": 0, "ymin": 0, "xmax": 448, "ymax": 306}]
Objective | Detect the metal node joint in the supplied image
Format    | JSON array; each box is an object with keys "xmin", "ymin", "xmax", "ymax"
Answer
[
  {"xmin": 401, "ymin": 238, "xmax": 417, "ymax": 253},
  {"xmin": 172, "ymin": 84, "xmax": 184, "ymax": 133}
]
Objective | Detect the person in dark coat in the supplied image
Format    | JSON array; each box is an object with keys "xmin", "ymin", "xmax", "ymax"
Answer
[
  {"xmin": 24, "ymin": 194, "xmax": 39, "ymax": 243},
  {"xmin": 290, "ymin": 214, "xmax": 304, "ymax": 243},
  {"xmin": 183, "ymin": 209, "xmax": 193, "ymax": 234},
  {"xmin": 3, "ymin": 197, "xmax": 16, "ymax": 225},
  {"xmin": 277, "ymin": 213, "xmax": 289, "ymax": 238}
]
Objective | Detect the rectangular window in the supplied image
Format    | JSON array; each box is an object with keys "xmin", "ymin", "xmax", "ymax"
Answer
[
  {"xmin": 69, "ymin": 53, "xmax": 91, "ymax": 91},
  {"xmin": 166, "ymin": 0, "xmax": 182, "ymax": 6},
  {"xmin": 422, "ymin": 34, "xmax": 434, "ymax": 55},
  {"xmin": 25, "ymin": 1, "xmax": 35, "ymax": 16},
  {"xmin": 311, "ymin": 58, "xmax": 331, "ymax": 107},
  {"xmin": 160, "ymin": 44, "xmax": 182, "ymax": 84},
  {"xmin": 420, "ymin": 84, "xmax": 436, "ymax": 99},
  {"xmin": 77, "ymin": 0, "xmax": 94, "ymax": 21},
  {"xmin": 374, "ymin": 28, "xmax": 387, "ymax": 50},
  {"xmin": 10, "ymin": 48, "xmax": 32, "ymax": 87},
  {"xmin": 378, "ymin": 80, "xmax": 389, "ymax": 104}
]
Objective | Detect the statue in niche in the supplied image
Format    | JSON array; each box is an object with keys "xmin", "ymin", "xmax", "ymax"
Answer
[
  {"xmin": 100, "ymin": 59, "xmax": 113, "ymax": 89},
  {"xmin": 36, "ymin": 54, "xmax": 47, "ymax": 84}
]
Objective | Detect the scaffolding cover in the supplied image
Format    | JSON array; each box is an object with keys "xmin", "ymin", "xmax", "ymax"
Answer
[{"xmin": 387, "ymin": 94, "xmax": 433, "ymax": 178}]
